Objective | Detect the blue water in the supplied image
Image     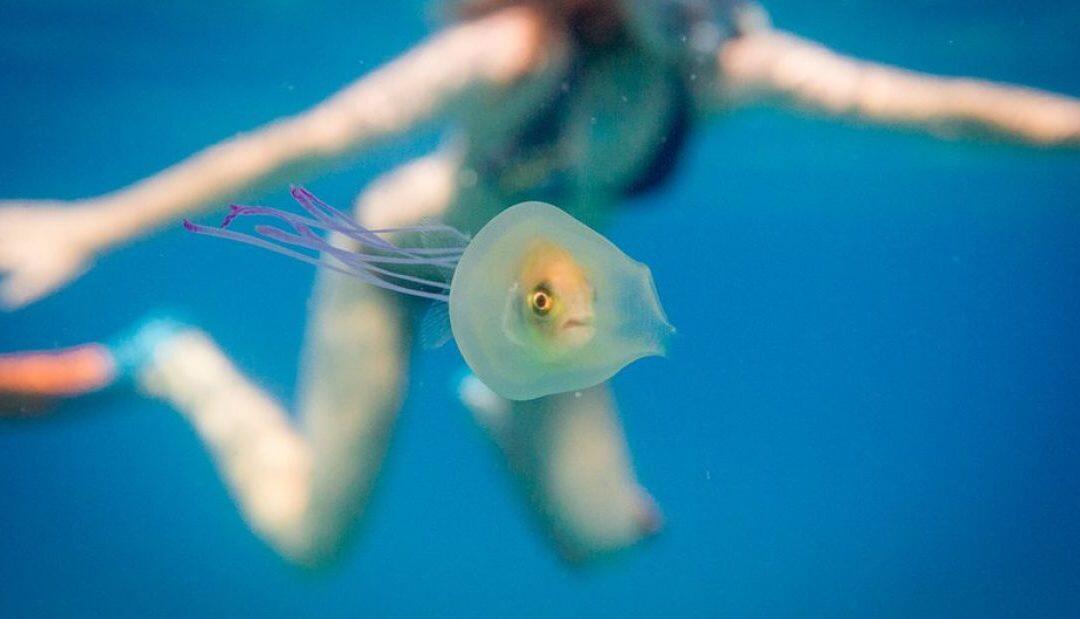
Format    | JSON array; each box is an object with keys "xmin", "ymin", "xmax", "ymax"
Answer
[{"xmin": 1, "ymin": 1, "xmax": 1078, "ymax": 616}]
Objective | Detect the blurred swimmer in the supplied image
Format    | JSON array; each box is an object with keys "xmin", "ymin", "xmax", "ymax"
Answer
[{"xmin": 2, "ymin": 0, "xmax": 1079, "ymax": 566}]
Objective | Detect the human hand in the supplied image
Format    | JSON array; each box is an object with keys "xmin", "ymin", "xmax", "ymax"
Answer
[{"xmin": 0, "ymin": 201, "xmax": 98, "ymax": 309}]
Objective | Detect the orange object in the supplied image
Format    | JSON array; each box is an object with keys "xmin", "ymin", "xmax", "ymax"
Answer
[{"xmin": 0, "ymin": 344, "xmax": 116, "ymax": 398}]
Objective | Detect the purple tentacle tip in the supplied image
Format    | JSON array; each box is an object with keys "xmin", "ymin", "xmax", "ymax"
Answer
[
  {"xmin": 220, "ymin": 204, "xmax": 244, "ymax": 228},
  {"xmin": 289, "ymin": 185, "xmax": 309, "ymax": 201},
  {"xmin": 182, "ymin": 219, "xmax": 198, "ymax": 232}
]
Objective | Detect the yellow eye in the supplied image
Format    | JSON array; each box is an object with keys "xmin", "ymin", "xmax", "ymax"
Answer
[{"xmin": 529, "ymin": 288, "xmax": 553, "ymax": 317}]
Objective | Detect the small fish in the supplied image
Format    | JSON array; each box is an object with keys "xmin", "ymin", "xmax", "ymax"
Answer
[
  {"xmin": 449, "ymin": 199, "xmax": 675, "ymax": 400},
  {"xmin": 185, "ymin": 187, "xmax": 674, "ymax": 400}
]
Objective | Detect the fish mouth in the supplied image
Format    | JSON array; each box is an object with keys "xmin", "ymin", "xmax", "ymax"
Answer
[
  {"xmin": 559, "ymin": 315, "xmax": 596, "ymax": 349},
  {"xmin": 561, "ymin": 317, "xmax": 594, "ymax": 331}
]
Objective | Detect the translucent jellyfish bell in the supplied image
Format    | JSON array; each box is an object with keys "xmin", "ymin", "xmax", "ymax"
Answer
[
  {"xmin": 186, "ymin": 189, "xmax": 674, "ymax": 402},
  {"xmin": 450, "ymin": 202, "xmax": 674, "ymax": 401}
]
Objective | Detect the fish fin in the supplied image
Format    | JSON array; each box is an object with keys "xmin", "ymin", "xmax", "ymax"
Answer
[
  {"xmin": 417, "ymin": 217, "xmax": 470, "ymax": 251},
  {"xmin": 419, "ymin": 302, "xmax": 454, "ymax": 350}
]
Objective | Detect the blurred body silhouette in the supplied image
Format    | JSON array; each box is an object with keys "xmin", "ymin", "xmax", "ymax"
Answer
[{"xmin": 1, "ymin": 0, "xmax": 1078, "ymax": 566}]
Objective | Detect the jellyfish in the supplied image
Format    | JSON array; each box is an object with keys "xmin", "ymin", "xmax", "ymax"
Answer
[{"xmin": 184, "ymin": 187, "xmax": 674, "ymax": 400}]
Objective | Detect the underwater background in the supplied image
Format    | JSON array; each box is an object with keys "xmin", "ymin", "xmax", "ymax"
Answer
[{"xmin": 1, "ymin": 0, "xmax": 1078, "ymax": 616}]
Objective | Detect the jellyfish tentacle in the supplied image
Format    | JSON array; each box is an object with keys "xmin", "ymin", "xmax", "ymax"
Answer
[
  {"xmin": 183, "ymin": 220, "xmax": 379, "ymax": 282},
  {"xmin": 222, "ymin": 204, "xmax": 324, "ymax": 232},
  {"xmin": 254, "ymin": 221, "xmax": 453, "ymax": 269},
  {"xmin": 292, "ymin": 186, "xmax": 471, "ymax": 245},
  {"xmin": 290, "ymin": 186, "xmax": 470, "ymax": 261},
  {"xmin": 183, "ymin": 220, "xmax": 451, "ymax": 302},
  {"xmin": 289, "ymin": 186, "xmax": 388, "ymax": 247},
  {"xmin": 224, "ymin": 203, "xmax": 465, "ymax": 258},
  {"xmin": 252, "ymin": 225, "xmax": 454, "ymax": 291},
  {"xmin": 184, "ymin": 188, "xmax": 470, "ymax": 301}
]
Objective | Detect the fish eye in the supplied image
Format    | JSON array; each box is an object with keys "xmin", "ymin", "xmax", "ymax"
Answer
[{"xmin": 529, "ymin": 285, "xmax": 553, "ymax": 317}]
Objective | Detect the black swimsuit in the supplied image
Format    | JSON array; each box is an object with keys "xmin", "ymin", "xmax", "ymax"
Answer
[{"xmin": 468, "ymin": 0, "xmax": 759, "ymax": 202}]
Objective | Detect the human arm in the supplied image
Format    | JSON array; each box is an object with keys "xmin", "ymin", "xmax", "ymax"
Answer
[{"xmin": 715, "ymin": 29, "xmax": 1080, "ymax": 146}]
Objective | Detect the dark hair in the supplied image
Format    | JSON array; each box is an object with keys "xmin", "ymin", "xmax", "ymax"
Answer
[{"xmin": 447, "ymin": 0, "xmax": 628, "ymax": 47}]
